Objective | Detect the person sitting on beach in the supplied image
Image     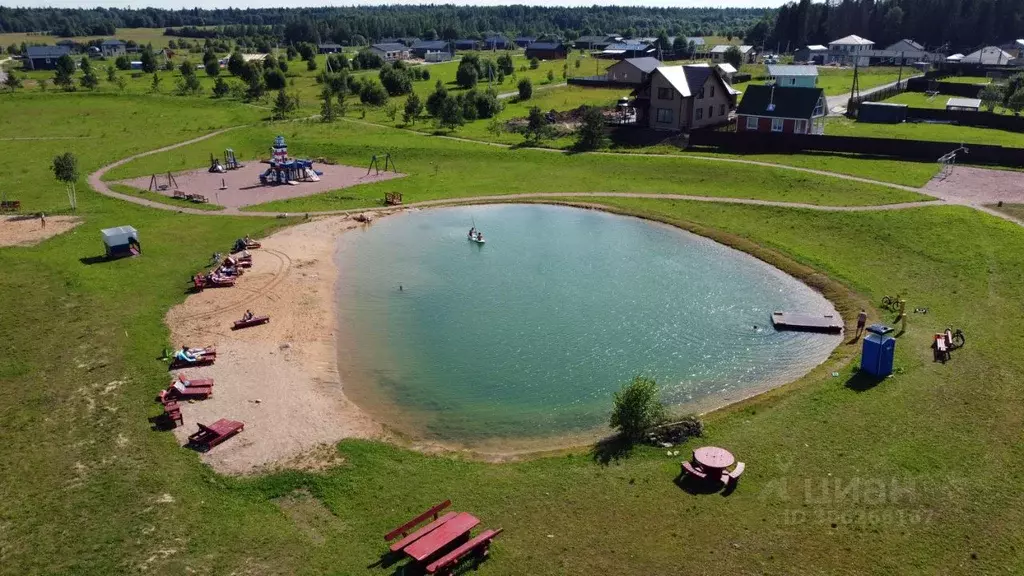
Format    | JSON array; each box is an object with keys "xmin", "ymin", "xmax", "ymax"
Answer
[
  {"xmin": 175, "ymin": 346, "xmax": 198, "ymax": 363},
  {"xmin": 242, "ymin": 310, "xmax": 254, "ymax": 322}
]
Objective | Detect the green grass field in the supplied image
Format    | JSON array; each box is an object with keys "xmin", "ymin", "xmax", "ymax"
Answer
[
  {"xmin": 734, "ymin": 66, "xmax": 907, "ymax": 96},
  {"xmin": 3, "ymin": 75, "xmax": 1024, "ymax": 576},
  {"xmin": 827, "ymin": 115, "xmax": 1024, "ymax": 148},
  {"xmin": 880, "ymin": 91, "xmax": 1013, "ymax": 115},
  {"xmin": 0, "ymin": 27, "xmax": 177, "ymax": 49},
  {"xmin": 939, "ymin": 75, "xmax": 992, "ymax": 84}
]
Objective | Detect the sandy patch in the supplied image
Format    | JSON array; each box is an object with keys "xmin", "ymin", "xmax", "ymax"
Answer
[
  {"xmin": 924, "ymin": 166, "xmax": 1024, "ymax": 205},
  {"xmin": 0, "ymin": 215, "xmax": 82, "ymax": 247},
  {"xmin": 117, "ymin": 163, "xmax": 403, "ymax": 209},
  {"xmin": 166, "ymin": 216, "xmax": 386, "ymax": 475}
]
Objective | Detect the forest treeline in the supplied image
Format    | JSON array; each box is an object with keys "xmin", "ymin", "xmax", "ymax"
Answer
[
  {"xmin": 750, "ymin": 0, "xmax": 1024, "ymax": 53},
  {"xmin": 0, "ymin": 5, "xmax": 764, "ymax": 43}
]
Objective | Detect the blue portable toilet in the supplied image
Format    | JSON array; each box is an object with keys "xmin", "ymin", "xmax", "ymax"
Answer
[{"xmin": 860, "ymin": 324, "xmax": 896, "ymax": 377}]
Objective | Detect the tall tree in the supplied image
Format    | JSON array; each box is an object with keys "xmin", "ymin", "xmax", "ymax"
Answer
[
  {"xmin": 51, "ymin": 152, "xmax": 79, "ymax": 210},
  {"xmin": 53, "ymin": 54, "xmax": 76, "ymax": 91}
]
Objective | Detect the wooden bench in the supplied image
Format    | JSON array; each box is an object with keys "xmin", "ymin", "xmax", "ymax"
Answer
[
  {"xmin": 681, "ymin": 460, "xmax": 707, "ymax": 480},
  {"xmin": 163, "ymin": 402, "xmax": 184, "ymax": 427},
  {"xmin": 426, "ymin": 528, "xmax": 503, "ymax": 575},
  {"xmin": 0, "ymin": 200, "xmax": 21, "ymax": 213},
  {"xmin": 721, "ymin": 462, "xmax": 746, "ymax": 485},
  {"xmin": 385, "ymin": 500, "xmax": 453, "ymax": 552}
]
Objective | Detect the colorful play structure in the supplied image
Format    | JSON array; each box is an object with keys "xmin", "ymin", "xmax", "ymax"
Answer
[
  {"xmin": 259, "ymin": 136, "xmax": 322, "ymax": 185},
  {"xmin": 101, "ymin": 225, "xmax": 140, "ymax": 259},
  {"xmin": 209, "ymin": 148, "xmax": 243, "ymax": 173}
]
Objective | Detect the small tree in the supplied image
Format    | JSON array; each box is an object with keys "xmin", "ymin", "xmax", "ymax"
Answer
[
  {"xmin": 609, "ymin": 375, "xmax": 667, "ymax": 442},
  {"xmin": 724, "ymin": 45, "xmax": 743, "ymax": 69},
  {"xmin": 524, "ymin": 106, "xmax": 549, "ymax": 142},
  {"xmin": 306, "ymin": 57, "xmax": 318, "ymax": 71},
  {"xmin": 384, "ymin": 102, "xmax": 399, "ymax": 122},
  {"xmin": 272, "ymin": 89, "xmax": 297, "ymax": 120},
  {"xmin": 105, "ymin": 64, "xmax": 116, "ymax": 82},
  {"xmin": 228, "ymin": 51, "xmax": 246, "ymax": 77},
  {"xmin": 575, "ymin": 106, "xmax": 608, "ymax": 150},
  {"xmin": 3, "ymin": 71, "xmax": 22, "ymax": 91},
  {"xmin": 80, "ymin": 68, "xmax": 99, "ymax": 90},
  {"xmin": 115, "ymin": 55, "xmax": 131, "ymax": 70},
  {"xmin": 517, "ymin": 77, "xmax": 533, "ymax": 101},
  {"xmin": 426, "ymin": 80, "xmax": 448, "ymax": 117},
  {"xmin": 245, "ymin": 73, "xmax": 266, "ymax": 102},
  {"xmin": 212, "ymin": 76, "xmax": 230, "ymax": 98},
  {"xmin": 203, "ymin": 50, "xmax": 220, "ymax": 77},
  {"xmin": 497, "ymin": 53, "xmax": 514, "ymax": 75},
  {"xmin": 53, "ymin": 54, "xmax": 76, "ymax": 91},
  {"xmin": 320, "ymin": 86, "xmax": 336, "ymax": 122},
  {"xmin": 404, "ymin": 91, "xmax": 423, "ymax": 124},
  {"xmin": 456, "ymin": 60, "xmax": 479, "ymax": 89},
  {"xmin": 264, "ymin": 68, "xmax": 286, "ymax": 90},
  {"xmin": 1008, "ymin": 88, "xmax": 1024, "ymax": 116},
  {"xmin": 51, "ymin": 152, "xmax": 79, "ymax": 211},
  {"xmin": 529, "ymin": 57, "xmax": 540, "ymax": 69},
  {"xmin": 140, "ymin": 45, "xmax": 157, "ymax": 73},
  {"xmin": 115, "ymin": 75, "xmax": 127, "ymax": 93},
  {"xmin": 546, "ymin": 69, "xmax": 555, "ymax": 83},
  {"xmin": 359, "ymin": 79, "xmax": 389, "ymax": 106},
  {"xmin": 150, "ymin": 72, "xmax": 162, "ymax": 93},
  {"xmin": 979, "ymin": 83, "xmax": 1004, "ymax": 112},
  {"xmin": 437, "ymin": 94, "xmax": 464, "ymax": 131}
]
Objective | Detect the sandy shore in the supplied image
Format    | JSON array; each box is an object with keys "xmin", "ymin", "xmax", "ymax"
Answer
[
  {"xmin": 166, "ymin": 215, "xmax": 386, "ymax": 475},
  {"xmin": 0, "ymin": 215, "xmax": 81, "ymax": 247}
]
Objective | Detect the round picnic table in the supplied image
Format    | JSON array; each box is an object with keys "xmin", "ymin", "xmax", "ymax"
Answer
[{"xmin": 693, "ymin": 446, "xmax": 735, "ymax": 472}]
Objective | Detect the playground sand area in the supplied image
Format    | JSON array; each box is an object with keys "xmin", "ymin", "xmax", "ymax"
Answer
[
  {"xmin": 0, "ymin": 215, "xmax": 82, "ymax": 247},
  {"xmin": 118, "ymin": 163, "xmax": 404, "ymax": 210},
  {"xmin": 924, "ymin": 165, "xmax": 1024, "ymax": 205},
  {"xmin": 166, "ymin": 216, "xmax": 386, "ymax": 474}
]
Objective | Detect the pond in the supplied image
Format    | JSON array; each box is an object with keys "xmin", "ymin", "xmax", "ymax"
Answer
[{"xmin": 336, "ymin": 205, "xmax": 841, "ymax": 451}]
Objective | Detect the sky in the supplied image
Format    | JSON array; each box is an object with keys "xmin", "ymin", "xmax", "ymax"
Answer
[{"xmin": 9, "ymin": 0, "xmax": 788, "ymax": 10}]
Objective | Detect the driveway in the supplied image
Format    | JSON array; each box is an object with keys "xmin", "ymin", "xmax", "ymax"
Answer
[{"xmin": 826, "ymin": 74, "xmax": 921, "ymax": 114}]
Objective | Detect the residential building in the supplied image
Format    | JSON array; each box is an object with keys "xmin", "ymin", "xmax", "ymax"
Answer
[
  {"xmin": 411, "ymin": 40, "xmax": 450, "ymax": 59},
  {"xmin": 25, "ymin": 45, "xmax": 72, "ymax": 70},
  {"xmin": 794, "ymin": 44, "xmax": 828, "ymax": 64},
  {"xmin": 574, "ymin": 35, "xmax": 623, "ymax": 50},
  {"xmin": 631, "ymin": 64, "xmax": 738, "ymax": 131},
  {"xmin": 599, "ymin": 42, "xmax": 656, "ymax": 60},
  {"xmin": 453, "ymin": 39, "xmax": 479, "ymax": 51},
  {"xmin": 736, "ymin": 85, "xmax": 826, "ymax": 135},
  {"xmin": 318, "ymin": 43, "xmax": 342, "ymax": 54},
  {"xmin": 55, "ymin": 39, "xmax": 78, "ymax": 53},
  {"xmin": 709, "ymin": 45, "xmax": 756, "ymax": 64},
  {"xmin": 514, "ymin": 36, "xmax": 537, "ymax": 48},
  {"xmin": 767, "ymin": 64, "xmax": 818, "ymax": 88},
  {"xmin": 370, "ymin": 43, "xmax": 410, "ymax": 62},
  {"xmin": 960, "ymin": 46, "xmax": 1014, "ymax": 65},
  {"xmin": 946, "ymin": 97, "xmax": 981, "ymax": 112},
  {"xmin": 827, "ymin": 35, "xmax": 874, "ymax": 66},
  {"xmin": 484, "ymin": 36, "xmax": 512, "ymax": 50},
  {"xmin": 525, "ymin": 42, "xmax": 568, "ymax": 60},
  {"xmin": 605, "ymin": 57, "xmax": 662, "ymax": 85},
  {"xmin": 715, "ymin": 63, "xmax": 737, "ymax": 82},
  {"xmin": 1000, "ymin": 39, "xmax": 1024, "ymax": 58},
  {"xmin": 425, "ymin": 51, "xmax": 453, "ymax": 63},
  {"xmin": 100, "ymin": 39, "xmax": 126, "ymax": 58}
]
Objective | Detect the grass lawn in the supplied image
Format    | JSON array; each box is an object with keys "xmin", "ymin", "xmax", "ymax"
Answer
[
  {"xmin": 734, "ymin": 66, "xmax": 907, "ymax": 97},
  {"xmin": 0, "ymin": 27, "xmax": 177, "ymax": 49},
  {"xmin": 989, "ymin": 202, "xmax": 1024, "ymax": 221},
  {"xmin": 826, "ymin": 115, "xmax": 1024, "ymax": 148},
  {"xmin": 5, "ymin": 157, "xmax": 1024, "ymax": 573},
  {"xmin": 105, "ymin": 120, "xmax": 930, "ymax": 213},
  {"xmin": 880, "ymin": 91, "xmax": 1012, "ymax": 115},
  {"xmin": 108, "ymin": 183, "xmax": 226, "ymax": 211},
  {"xmin": 939, "ymin": 75, "xmax": 992, "ymax": 84}
]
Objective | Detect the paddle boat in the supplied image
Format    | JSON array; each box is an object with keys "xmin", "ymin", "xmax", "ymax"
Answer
[{"xmin": 467, "ymin": 229, "xmax": 486, "ymax": 244}]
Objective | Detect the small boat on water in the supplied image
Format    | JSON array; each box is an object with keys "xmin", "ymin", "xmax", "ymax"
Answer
[{"xmin": 467, "ymin": 228, "xmax": 486, "ymax": 244}]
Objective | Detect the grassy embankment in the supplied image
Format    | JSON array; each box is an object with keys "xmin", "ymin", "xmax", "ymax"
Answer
[
  {"xmin": 3, "ymin": 88, "xmax": 1024, "ymax": 575},
  {"xmin": 826, "ymin": 115, "xmax": 1024, "ymax": 148}
]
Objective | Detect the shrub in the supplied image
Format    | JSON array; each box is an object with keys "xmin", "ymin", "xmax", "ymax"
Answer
[
  {"xmin": 379, "ymin": 64, "xmax": 413, "ymax": 96},
  {"xmin": 114, "ymin": 55, "xmax": 131, "ymax": 70},
  {"xmin": 354, "ymin": 49, "xmax": 385, "ymax": 70},
  {"xmin": 517, "ymin": 77, "xmax": 533, "ymax": 101},
  {"xmin": 359, "ymin": 79, "xmax": 389, "ymax": 106},
  {"xmin": 609, "ymin": 375, "xmax": 667, "ymax": 442},
  {"xmin": 212, "ymin": 77, "xmax": 230, "ymax": 98},
  {"xmin": 426, "ymin": 80, "xmax": 448, "ymax": 117},
  {"xmin": 473, "ymin": 88, "xmax": 503, "ymax": 119},
  {"xmin": 306, "ymin": 57, "xmax": 317, "ymax": 71},
  {"xmin": 264, "ymin": 68, "xmax": 286, "ymax": 90},
  {"xmin": 574, "ymin": 106, "xmax": 608, "ymax": 151},
  {"xmin": 456, "ymin": 60, "xmax": 479, "ymax": 89},
  {"xmin": 404, "ymin": 91, "xmax": 424, "ymax": 123},
  {"xmin": 529, "ymin": 57, "xmax": 539, "ymax": 69}
]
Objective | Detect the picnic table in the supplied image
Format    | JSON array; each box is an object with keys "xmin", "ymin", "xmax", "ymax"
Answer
[
  {"xmin": 403, "ymin": 512, "xmax": 480, "ymax": 561},
  {"xmin": 693, "ymin": 446, "xmax": 735, "ymax": 472}
]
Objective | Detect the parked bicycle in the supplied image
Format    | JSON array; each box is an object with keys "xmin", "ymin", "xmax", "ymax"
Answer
[
  {"xmin": 881, "ymin": 294, "xmax": 903, "ymax": 312},
  {"xmin": 947, "ymin": 328, "xmax": 966, "ymax": 349}
]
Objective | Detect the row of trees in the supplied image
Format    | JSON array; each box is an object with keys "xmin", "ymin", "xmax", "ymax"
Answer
[
  {"xmin": 751, "ymin": 0, "xmax": 1024, "ymax": 55},
  {"xmin": 0, "ymin": 5, "xmax": 766, "ymax": 45}
]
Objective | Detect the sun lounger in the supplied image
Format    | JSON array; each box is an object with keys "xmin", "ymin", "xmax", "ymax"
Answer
[
  {"xmin": 176, "ymin": 374, "xmax": 214, "ymax": 388},
  {"xmin": 681, "ymin": 460, "xmax": 707, "ymax": 480},
  {"xmin": 232, "ymin": 315, "xmax": 270, "ymax": 330},
  {"xmin": 162, "ymin": 381, "xmax": 213, "ymax": 400},
  {"xmin": 188, "ymin": 418, "xmax": 244, "ymax": 451},
  {"xmin": 169, "ymin": 356, "xmax": 214, "ymax": 370},
  {"xmin": 426, "ymin": 528, "xmax": 503, "ymax": 575}
]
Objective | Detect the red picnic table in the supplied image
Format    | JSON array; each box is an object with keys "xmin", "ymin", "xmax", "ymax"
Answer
[
  {"xmin": 402, "ymin": 512, "xmax": 481, "ymax": 561},
  {"xmin": 693, "ymin": 446, "xmax": 735, "ymax": 473}
]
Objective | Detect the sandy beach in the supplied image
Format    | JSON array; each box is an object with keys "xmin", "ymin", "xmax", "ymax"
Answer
[
  {"xmin": 0, "ymin": 215, "xmax": 81, "ymax": 248},
  {"xmin": 166, "ymin": 215, "xmax": 387, "ymax": 475}
]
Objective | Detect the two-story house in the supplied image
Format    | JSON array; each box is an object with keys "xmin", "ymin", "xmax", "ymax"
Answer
[
  {"xmin": 827, "ymin": 35, "xmax": 874, "ymax": 66},
  {"xmin": 632, "ymin": 64, "xmax": 738, "ymax": 131}
]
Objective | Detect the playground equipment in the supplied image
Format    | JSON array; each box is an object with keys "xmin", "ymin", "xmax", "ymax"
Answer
[
  {"xmin": 259, "ymin": 136, "xmax": 323, "ymax": 185},
  {"xmin": 937, "ymin": 146, "xmax": 968, "ymax": 180},
  {"xmin": 149, "ymin": 172, "xmax": 179, "ymax": 192},
  {"xmin": 102, "ymin": 225, "xmax": 141, "ymax": 259},
  {"xmin": 210, "ymin": 149, "xmax": 243, "ymax": 173},
  {"xmin": 368, "ymin": 153, "xmax": 398, "ymax": 175}
]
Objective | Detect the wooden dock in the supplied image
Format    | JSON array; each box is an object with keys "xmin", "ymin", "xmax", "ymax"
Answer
[{"xmin": 771, "ymin": 311, "xmax": 843, "ymax": 334}]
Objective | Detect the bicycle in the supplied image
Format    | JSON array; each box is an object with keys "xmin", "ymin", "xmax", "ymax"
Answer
[
  {"xmin": 947, "ymin": 328, "xmax": 965, "ymax": 349},
  {"xmin": 881, "ymin": 294, "xmax": 903, "ymax": 312}
]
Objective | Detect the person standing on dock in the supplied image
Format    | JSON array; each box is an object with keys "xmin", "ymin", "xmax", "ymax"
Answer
[{"xmin": 855, "ymin": 309, "xmax": 868, "ymax": 338}]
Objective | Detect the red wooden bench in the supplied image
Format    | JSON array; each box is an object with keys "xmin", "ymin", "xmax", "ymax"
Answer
[
  {"xmin": 0, "ymin": 200, "xmax": 21, "ymax": 213},
  {"xmin": 232, "ymin": 316, "xmax": 270, "ymax": 330},
  {"xmin": 385, "ymin": 500, "xmax": 453, "ymax": 552},
  {"xmin": 681, "ymin": 460, "xmax": 707, "ymax": 480},
  {"xmin": 163, "ymin": 401, "xmax": 184, "ymax": 427},
  {"xmin": 425, "ymin": 528, "xmax": 502, "ymax": 575},
  {"xmin": 188, "ymin": 419, "xmax": 244, "ymax": 451},
  {"xmin": 720, "ymin": 462, "xmax": 746, "ymax": 486},
  {"xmin": 160, "ymin": 383, "xmax": 213, "ymax": 401}
]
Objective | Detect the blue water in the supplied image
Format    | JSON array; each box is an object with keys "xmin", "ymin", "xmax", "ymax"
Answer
[{"xmin": 336, "ymin": 205, "xmax": 840, "ymax": 448}]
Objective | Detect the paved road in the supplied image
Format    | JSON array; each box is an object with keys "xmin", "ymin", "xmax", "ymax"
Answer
[{"xmin": 826, "ymin": 74, "xmax": 922, "ymax": 114}]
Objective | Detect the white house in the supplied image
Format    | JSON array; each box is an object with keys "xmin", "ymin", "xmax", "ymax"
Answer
[
  {"xmin": 766, "ymin": 65, "xmax": 818, "ymax": 88},
  {"xmin": 370, "ymin": 42, "xmax": 410, "ymax": 62},
  {"xmin": 960, "ymin": 46, "xmax": 1014, "ymax": 65},
  {"xmin": 709, "ymin": 45, "xmax": 755, "ymax": 64},
  {"xmin": 828, "ymin": 35, "xmax": 874, "ymax": 66}
]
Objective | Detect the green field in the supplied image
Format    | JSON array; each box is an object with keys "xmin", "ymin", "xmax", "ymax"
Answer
[
  {"xmin": 734, "ymin": 66, "xmax": 907, "ymax": 96},
  {"xmin": 0, "ymin": 27, "xmax": 177, "ymax": 49},
  {"xmin": 4, "ymin": 71, "xmax": 1024, "ymax": 576},
  {"xmin": 939, "ymin": 75, "xmax": 992, "ymax": 84},
  {"xmin": 827, "ymin": 115, "xmax": 1024, "ymax": 148}
]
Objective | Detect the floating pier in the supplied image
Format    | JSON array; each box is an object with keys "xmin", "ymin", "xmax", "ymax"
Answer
[{"xmin": 771, "ymin": 311, "xmax": 843, "ymax": 334}]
